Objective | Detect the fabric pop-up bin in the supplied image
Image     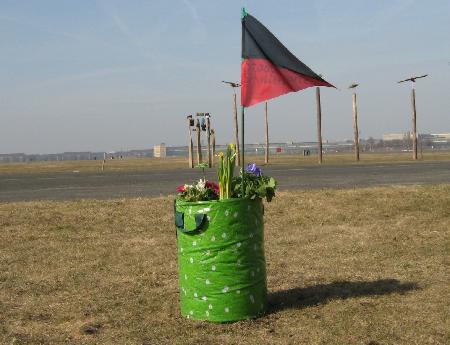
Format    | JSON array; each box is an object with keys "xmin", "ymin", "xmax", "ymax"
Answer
[{"xmin": 174, "ymin": 198, "xmax": 267, "ymax": 322}]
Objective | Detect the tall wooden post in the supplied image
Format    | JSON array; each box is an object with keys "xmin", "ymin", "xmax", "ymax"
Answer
[
  {"xmin": 101, "ymin": 152, "xmax": 106, "ymax": 172},
  {"xmin": 211, "ymin": 129, "xmax": 216, "ymax": 166},
  {"xmin": 316, "ymin": 87, "xmax": 323, "ymax": 164},
  {"xmin": 352, "ymin": 93, "xmax": 360, "ymax": 161},
  {"xmin": 398, "ymin": 74, "xmax": 427, "ymax": 159},
  {"xmin": 206, "ymin": 116, "xmax": 212, "ymax": 168},
  {"xmin": 411, "ymin": 87, "xmax": 418, "ymax": 160},
  {"xmin": 195, "ymin": 119, "xmax": 202, "ymax": 164},
  {"xmin": 233, "ymin": 91, "xmax": 241, "ymax": 166},
  {"xmin": 264, "ymin": 101, "xmax": 269, "ymax": 164},
  {"xmin": 187, "ymin": 117, "xmax": 194, "ymax": 168}
]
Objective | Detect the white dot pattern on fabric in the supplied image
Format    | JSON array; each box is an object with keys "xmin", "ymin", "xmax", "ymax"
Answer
[
  {"xmin": 225, "ymin": 307, "xmax": 229, "ymax": 313},
  {"xmin": 188, "ymin": 207, "xmax": 192, "ymax": 215},
  {"xmin": 236, "ymin": 242, "xmax": 242, "ymax": 247},
  {"xmin": 211, "ymin": 265, "xmax": 216, "ymax": 271},
  {"xmin": 207, "ymin": 216, "xmax": 211, "ymax": 221},
  {"xmin": 222, "ymin": 286, "xmax": 229, "ymax": 293},
  {"xmin": 194, "ymin": 292, "xmax": 198, "ymax": 298},
  {"xmin": 233, "ymin": 212, "xmax": 238, "ymax": 218},
  {"xmin": 202, "ymin": 296, "xmax": 207, "ymax": 301},
  {"xmin": 180, "ymin": 247, "xmax": 183, "ymax": 252},
  {"xmin": 225, "ymin": 210, "xmax": 229, "ymax": 216},
  {"xmin": 211, "ymin": 236, "xmax": 216, "ymax": 242},
  {"xmin": 206, "ymin": 250, "xmax": 211, "ymax": 255},
  {"xmin": 192, "ymin": 241, "xmax": 197, "ymax": 246},
  {"xmin": 184, "ymin": 274, "xmax": 188, "ymax": 280},
  {"xmin": 237, "ymin": 259, "xmax": 241, "ymax": 266},
  {"xmin": 189, "ymin": 310, "xmax": 194, "ymax": 315},
  {"xmin": 205, "ymin": 310, "xmax": 209, "ymax": 316},
  {"xmin": 189, "ymin": 257, "xmax": 194, "ymax": 263},
  {"xmin": 222, "ymin": 233, "xmax": 227, "ymax": 239},
  {"xmin": 237, "ymin": 290, "xmax": 241, "ymax": 294},
  {"xmin": 208, "ymin": 304, "xmax": 213, "ymax": 309},
  {"xmin": 206, "ymin": 279, "xmax": 210, "ymax": 285}
]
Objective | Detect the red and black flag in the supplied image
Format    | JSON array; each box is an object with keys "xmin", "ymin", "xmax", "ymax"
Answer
[{"xmin": 241, "ymin": 12, "xmax": 334, "ymax": 107}]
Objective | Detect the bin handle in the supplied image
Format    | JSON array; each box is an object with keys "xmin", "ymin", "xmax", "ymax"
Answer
[{"xmin": 175, "ymin": 211, "xmax": 207, "ymax": 233}]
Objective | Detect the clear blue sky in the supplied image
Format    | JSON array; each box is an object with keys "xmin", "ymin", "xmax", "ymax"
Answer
[{"xmin": 1, "ymin": 0, "xmax": 449, "ymax": 154}]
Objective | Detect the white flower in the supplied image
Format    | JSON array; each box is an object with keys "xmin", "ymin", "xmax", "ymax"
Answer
[{"xmin": 196, "ymin": 179, "xmax": 206, "ymax": 191}]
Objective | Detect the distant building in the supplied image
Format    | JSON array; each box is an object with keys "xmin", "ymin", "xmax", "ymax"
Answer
[
  {"xmin": 0, "ymin": 153, "xmax": 27, "ymax": 163},
  {"xmin": 429, "ymin": 133, "xmax": 450, "ymax": 142},
  {"xmin": 154, "ymin": 143, "xmax": 167, "ymax": 158},
  {"xmin": 382, "ymin": 133, "xmax": 410, "ymax": 141}
]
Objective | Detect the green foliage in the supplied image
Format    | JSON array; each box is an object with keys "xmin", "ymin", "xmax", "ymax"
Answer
[
  {"xmin": 177, "ymin": 186, "xmax": 218, "ymax": 202},
  {"xmin": 195, "ymin": 163, "xmax": 209, "ymax": 180},
  {"xmin": 232, "ymin": 171, "xmax": 277, "ymax": 202},
  {"xmin": 217, "ymin": 144, "xmax": 236, "ymax": 200}
]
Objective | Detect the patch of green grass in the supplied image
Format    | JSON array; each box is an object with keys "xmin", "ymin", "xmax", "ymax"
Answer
[{"xmin": 0, "ymin": 185, "xmax": 449, "ymax": 344}]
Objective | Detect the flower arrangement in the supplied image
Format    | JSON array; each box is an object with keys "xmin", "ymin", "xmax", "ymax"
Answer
[
  {"xmin": 176, "ymin": 179, "xmax": 219, "ymax": 202},
  {"xmin": 176, "ymin": 144, "xmax": 277, "ymax": 203},
  {"xmin": 232, "ymin": 163, "xmax": 276, "ymax": 202}
]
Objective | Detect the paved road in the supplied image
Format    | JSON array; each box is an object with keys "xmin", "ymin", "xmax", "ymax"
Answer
[{"xmin": 0, "ymin": 161, "xmax": 449, "ymax": 202}]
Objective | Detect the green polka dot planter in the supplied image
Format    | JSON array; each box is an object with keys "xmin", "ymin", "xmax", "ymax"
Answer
[{"xmin": 174, "ymin": 198, "xmax": 267, "ymax": 323}]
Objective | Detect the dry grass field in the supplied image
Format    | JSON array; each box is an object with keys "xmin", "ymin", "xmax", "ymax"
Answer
[
  {"xmin": 1, "ymin": 151, "xmax": 449, "ymax": 175},
  {"xmin": 1, "ymin": 185, "xmax": 449, "ymax": 344}
]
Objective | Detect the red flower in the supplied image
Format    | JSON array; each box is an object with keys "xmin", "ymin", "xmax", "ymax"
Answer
[
  {"xmin": 176, "ymin": 185, "xmax": 186, "ymax": 193},
  {"xmin": 205, "ymin": 181, "xmax": 219, "ymax": 194}
]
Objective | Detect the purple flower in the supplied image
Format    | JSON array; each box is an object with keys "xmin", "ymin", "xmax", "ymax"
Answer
[{"xmin": 246, "ymin": 163, "xmax": 262, "ymax": 177}]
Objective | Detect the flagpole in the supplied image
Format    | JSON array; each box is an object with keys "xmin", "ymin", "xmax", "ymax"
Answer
[
  {"xmin": 240, "ymin": 105, "xmax": 245, "ymax": 197},
  {"xmin": 240, "ymin": 7, "xmax": 247, "ymax": 198}
]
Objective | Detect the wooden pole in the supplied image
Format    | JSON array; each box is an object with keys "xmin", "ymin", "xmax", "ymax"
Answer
[
  {"xmin": 264, "ymin": 101, "xmax": 269, "ymax": 164},
  {"xmin": 187, "ymin": 117, "xmax": 194, "ymax": 168},
  {"xmin": 352, "ymin": 93, "xmax": 360, "ymax": 161},
  {"xmin": 316, "ymin": 87, "xmax": 323, "ymax": 164},
  {"xmin": 101, "ymin": 152, "xmax": 106, "ymax": 171},
  {"xmin": 206, "ymin": 116, "xmax": 212, "ymax": 168},
  {"xmin": 233, "ymin": 91, "xmax": 241, "ymax": 166},
  {"xmin": 211, "ymin": 129, "xmax": 216, "ymax": 166},
  {"xmin": 411, "ymin": 86, "xmax": 418, "ymax": 160},
  {"xmin": 195, "ymin": 119, "xmax": 202, "ymax": 164}
]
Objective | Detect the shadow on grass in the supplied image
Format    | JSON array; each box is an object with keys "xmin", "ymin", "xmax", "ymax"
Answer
[{"xmin": 268, "ymin": 279, "xmax": 419, "ymax": 312}]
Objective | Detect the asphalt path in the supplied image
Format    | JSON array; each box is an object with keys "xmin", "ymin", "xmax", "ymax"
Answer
[{"xmin": 0, "ymin": 161, "xmax": 449, "ymax": 202}]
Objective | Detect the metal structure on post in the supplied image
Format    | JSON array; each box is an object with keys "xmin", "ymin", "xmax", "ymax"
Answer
[
  {"xmin": 398, "ymin": 74, "xmax": 428, "ymax": 160},
  {"xmin": 348, "ymin": 83, "xmax": 360, "ymax": 161},
  {"xmin": 315, "ymin": 87, "xmax": 323, "ymax": 164},
  {"xmin": 222, "ymin": 81, "xmax": 241, "ymax": 167}
]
